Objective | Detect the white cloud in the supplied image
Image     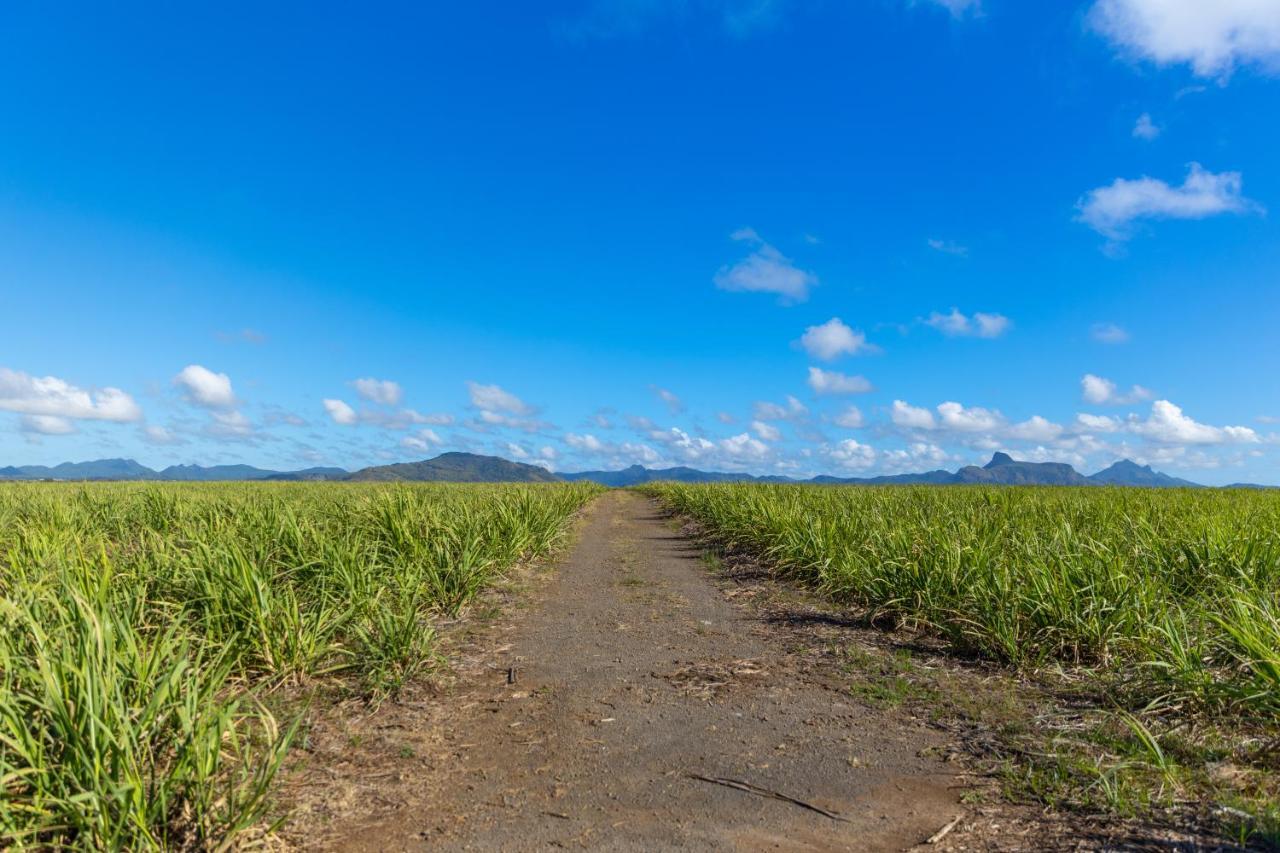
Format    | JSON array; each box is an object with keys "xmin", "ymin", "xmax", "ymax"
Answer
[
  {"xmin": 1075, "ymin": 413, "xmax": 1123, "ymax": 433},
  {"xmin": 807, "ymin": 367, "xmax": 873, "ymax": 396},
  {"xmin": 566, "ymin": 433, "xmax": 606, "ymax": 452},
  {"xmin": 20, "ymin": 414, "xmax": 75, "ymax": 435},
  {"xmin": 658, "ymin": 427, "xmax": 716, "ymax": 458},
  {"xmin": 1128, "ymin": 400, "xmax": 1259, "ymax": 444},
  {"xmin": 323, "ymin": 398, "xmax": 359, "ymax": 425},
  {"xmin": 719, "ymin": 432, "xmax": 769, "ymax": 461},
  {"xmin": 400, "ymin": 410, "xmax": 453, "ymax": 426},
  {"xmin": 927, "ymin": 238, "xmax": 969, "ymax": 256},
  {"xmin": 209, "ymin": 410, "xmax": 253, "ymax": 438},
  {"xmin": 936, "ymin": 401, "xmax": 1004, "ymax": 432},
  {"xmin": 1090, "ymin": 0, "xmax": 1280, "ymax": 77},
  {"xmin": 1132, "ymin": 112, "xmax": 1161, "ymax": 140},
  {"xmin": 1006, "ymin": 415, "xmax": 1064, "ymax": 442},
  {"xmin": 651, "ymin": 385, "xmax": 684, "ymax": 413},
  {"xmin": 0, "ymin": 367, "xmax": 142, "ymax": 422},
  {"xmin": 891, "ymin": 400, "xmax": 937, "ymax": 430},
  {"xmin": 716, "ymin": 411, "xmax": 736, "ymax": 424},
  {"xmin": 754, "ymin": 396, "xmax": 809, "ymax": 421},
  {"xmin": 714, "ymin": 229, "xmax": 816, "ymax": 302},
  {"xmin": 401, "ymin": 436, "xmax": 431, "ymax": 452},
  {"xmin": 1076, "ymin": 163, "xmax": 1262, "ymax": 241},
  {"xmin": 833, "ymin": 406, "xmax": 865, "ymax": 429},
  {"xmin": 924, "ymin": 308, "xmax": 1011, "ymax": 338},
  {"xmin": 505, "ymin": 442, "xmax": 530, "ymax": 459},
  {"xmin": 401, "ymin": 428, "xmax": 443, "ymax": 452},
  {"xmin": 891, "ymin": 400, "xmax": 1006, "ymax": 434},
  {"xmin": 467, "ymin": 381, "xmax": 533, "ymax": 415},
  {"xmin": 472, "ymin": 409, "xmax": 550, "ymax": 434},
  {"xmin": 1081, "ymin": 373, "xmax": 1155, "ymax": 405},
  {"xmin": 141, "ymin": 424, "xmax": 182, "ymax": 445},
  {"xmin": 880, "ymin": 442, "xmax": 952, "ymax": 473},
  {"xmin": 798, "ymin": 318, "xmax": 877, "ymax": 360},
  {"xmin": 174, "ymin": 365, "xmax": 235, "ymax": 408},
  {"xmin": 828, "ymin": 438, "xmax": 877, "ymax": 470},
  {"xmin": 620, "ymin": 442, "xmax": 662, "ymax": 465},
  {"xmin": 751, "ymin": 420, "xmax": 782, "ymax": 441},
  {"xmin": 352, "ymin": 378, "xmax": 403, "ymax": 406},
  {"xmin": 1091, "ymin": 322, "xmax": 1130, "ymax": 344}
]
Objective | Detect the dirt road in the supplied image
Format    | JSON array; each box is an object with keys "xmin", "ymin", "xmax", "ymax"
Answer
[{"xmin": 307, "ymin": 490, "xmax": 973, "ymax": 851}]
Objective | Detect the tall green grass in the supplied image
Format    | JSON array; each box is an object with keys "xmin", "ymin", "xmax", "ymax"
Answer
[
  {"xmin": 643, "ymin": 483, "xmax": 1280, "ymax": 720},
  {"xmin": 0, "ymin": 481, "xmax": 600, "ymax": 849}
]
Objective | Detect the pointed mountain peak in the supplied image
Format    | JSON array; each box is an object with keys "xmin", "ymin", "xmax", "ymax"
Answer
[
  {"xmin": 1107, "ymin": 459, "xmax": 1152, "ymax": 472},
  {"xmin": 985, "ymin": 452, "xmax": 1016, "ymax": 468}
]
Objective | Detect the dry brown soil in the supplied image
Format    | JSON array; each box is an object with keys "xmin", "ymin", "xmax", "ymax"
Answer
[{"xmin": 280, "ymin": 491, "xmax": 1200, "ymax": 851}]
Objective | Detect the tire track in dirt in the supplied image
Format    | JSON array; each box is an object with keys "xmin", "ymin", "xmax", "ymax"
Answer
[{"xmin": 325, "ymin": 491, "xmax": 968, "ymax": 851}]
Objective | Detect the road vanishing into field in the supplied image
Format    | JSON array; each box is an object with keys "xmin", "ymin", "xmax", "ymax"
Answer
[{"xmin": 314, "ymin": 492, "xmax": 976, "ymax": 851}]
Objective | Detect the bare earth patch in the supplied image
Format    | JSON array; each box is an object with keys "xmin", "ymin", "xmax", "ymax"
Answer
[{"xmin": 273, "ymin": 492, "xmax": 1245, "ymax": 850}]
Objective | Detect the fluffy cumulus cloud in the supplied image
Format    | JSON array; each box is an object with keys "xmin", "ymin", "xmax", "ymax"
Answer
[
  {"xmin": 352, "ymin": 377, "xmax": 403, "ymax": 406},
  {"xmin": 1006, "ymin": 415, "xmax": 1065, "ymax": 442},
  {"xmin": 924, "ymin": 309, "xmax": 1010, "ymax": 338},
  {"xmin": 1075, "ymin": 413, "xmax": 1123, "ymax": 434},
  {"xmin": 323, "ymin": 398, "xmax": 359, "ymax": 425},
  {"xmin": 1090, "ymin": 0, "xmax": 1280, "ymax": 77},
  {"xmin": 714, "ymin": 228, "xmax": 816, "ymax": 303},
  {"xmin": 828, "ymin": 438, "xmax": 877, "ymax": 470},
  {"xmin": 798, "ymin": 318, "xmax": 876, "ymax": 360},
  {"xmin": 1081, "ymin": 373, "xmax": 1155, "ymax": 405},
  {"xmin": 1076, "ymin": 163, "xmax": 1262, "ymax": 241},
  {"xmin": 0, "ymin": 367, "xmax": 142, "ymax": 422},
  {"xmin": 891, "ymin": 400, "xmax": 937, "ymax": 430},
  {"xmin": 880, "ymin": 442, "xmax": 952, "ymax": 472},
  {"xmin": 1128, "ymin": 400, "xmax": 1259, "ymax": 445},
  {"xmin": 719, "ymin": 432, "xmax": 769, "ymax": 461},
  {"xmin": 807, "ymin": 367, "xmax": 873, "ymax": 396},
  {"xmin": 173, "ymin": 365, "xmax": 235, "ymax": 408},
  {"xmin": 936, "ymin": 401, "xmax": 1004, "ymax": 432},
  {"xmin": 467, "ymin": 381, "xmax": 533, "ymax": 415}
]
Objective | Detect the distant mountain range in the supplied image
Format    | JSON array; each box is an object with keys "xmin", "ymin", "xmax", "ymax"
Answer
[
  {"xmin": 563, "ymin": 452, "xmax": 1205, "ymax": 487},
  {"xmin": 0, "ymin": 450, "xmax": 1233, "ymax": 487},
  {"xmin": 0, "ymin": 459, "xmax": 348, "ymax": 482}
]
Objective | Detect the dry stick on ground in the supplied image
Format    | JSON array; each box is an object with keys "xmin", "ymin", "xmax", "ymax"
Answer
[
  {"xmin": 926, "ymin": 813, "xmax": 965, "ymax": 844},
  {"xmin": 685, "ymin": 774, "xmax": 851, "ymax": 822}
]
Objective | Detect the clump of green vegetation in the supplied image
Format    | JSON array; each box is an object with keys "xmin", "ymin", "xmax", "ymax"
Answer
[
  {"xmin": 643, "ymin": 482, "xmax": 1280, "ymax": 843},
  {"xmin": 0, "ymin": 481, "xmax": 600, "ymax": 849}
]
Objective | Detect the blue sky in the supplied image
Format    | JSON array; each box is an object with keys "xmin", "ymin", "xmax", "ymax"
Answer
[{"xmin": 2, "ymin": 0, "xmax": 1279, "ymax": 483}]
